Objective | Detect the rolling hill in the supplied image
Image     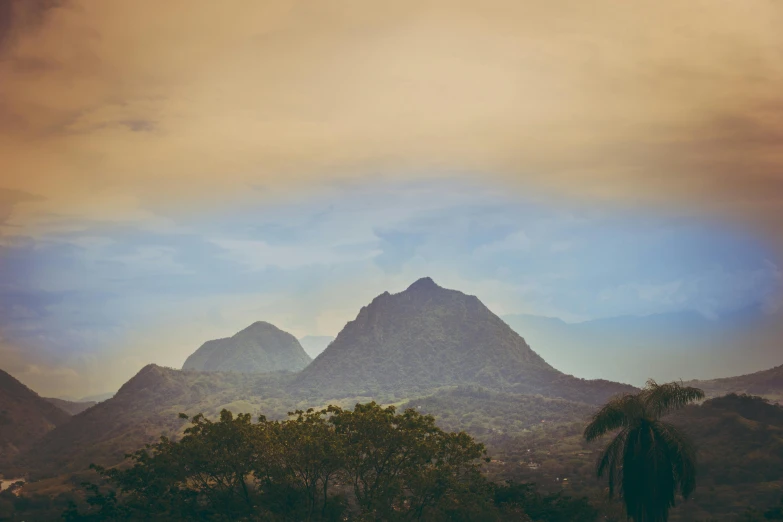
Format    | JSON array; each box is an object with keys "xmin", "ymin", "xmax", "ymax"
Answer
[
  {"xmin": 685, "ymin": 364, "xmax": 783, "ymax": 403},
  {"xmin": 21, "ymin": 364, "xmax": 302, "ymax": 477},
  {"xmin": 182, "ymin": 321, "xmax": 312, "ymax": 373}
]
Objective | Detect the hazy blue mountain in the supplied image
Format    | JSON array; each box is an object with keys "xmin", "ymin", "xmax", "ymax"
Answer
[
  {"xmin": 685, "ymin": 364, "xmax": 783, "ymax": 403},
  {"xmin": 298, "ymin": 335, "xmax": 334, "ymax": 359},
  {"xmin": 295, "ymin": 277, "xmax": 635, "ymax": 403},
  {"xmin": 43, "ymin": 397, "xmax": 96, "ymax": 415},
  {"xmin": 183, "ymin": 321, "xmax": 312, "ymax": 373},
  {"xmin": 502, "ymin": 308, "xmax": 777, "ymax": 386},
  {"xmin": 77, "ymin": 392, "xmax": 115, "ymax": 403}
]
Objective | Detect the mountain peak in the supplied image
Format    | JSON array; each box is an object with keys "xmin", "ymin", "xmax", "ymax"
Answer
[
  {"xmin": 405, "ymin": 276, "xmax": 440, "ymax": 292},
  {"xmin": 182, "ymin": 321, "xmax": 311, "ymax": 373}
]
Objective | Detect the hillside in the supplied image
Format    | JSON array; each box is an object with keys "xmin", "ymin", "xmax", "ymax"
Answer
[
  {"xmin": 478, "ymin": 393, "xmax": 783, "ymax": 521},
  {"xmin": 0, "ymin": 369, "xmax": 72, "ymax": 472},
  {"xmin": 294, "ymin": 277, "xmax": 635, "ymax": 403},
  {"xmin": 182, "ymin": 321, "xmax": 312, "ymax": 373},
  {"xmin": 685, "ymin": 364, "xmax": 783, "ymax": 403},
  {"xmin": 21, "ymin": 365, "xmax": 300, "ymax": 477},
  {"xmin": 43, "ymin": 398, "xmax": 97, "ymax": 415},
  {"xmin": 404, "ymin": 385, "xmax": 595, "ymax": 439}
]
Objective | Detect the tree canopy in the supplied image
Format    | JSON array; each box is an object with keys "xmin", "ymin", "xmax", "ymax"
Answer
[{"xmin": 65, "ymin": 402, "xmax": 598, "ymax": 521}]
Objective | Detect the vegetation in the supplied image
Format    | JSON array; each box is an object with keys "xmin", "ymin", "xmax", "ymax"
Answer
[
  {"xmin": 583, "ymin": 380, "xmax": 704, "ymax": 521},
  {"xmin": 404, "ymin": 385, "xmax": 594, "ymax": 438},
  {"xmin": 685, "ymin": 365, "xmax": 783, "ymax": 404},
  {"xmin": 4, "ymin": 280, "xmax": 781, "ymax": 520},
  {"xmin": 63, "ymin": 403, "xmax": 598, "ymax": 521}
]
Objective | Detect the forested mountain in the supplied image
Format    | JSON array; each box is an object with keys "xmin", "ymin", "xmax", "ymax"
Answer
[
  {"xmin": 685, "ymin": 365, "xmax": 783, "ymax": 403},
  {"xmin": 0, "ymin": 370, "xmax": 72, "ymax": 472},
  {"xmin": 18, "ymin": 278, "xmax": 635, "ymax": 478},
  {"xmin": 295, "ymin": 277, "xmax": 635, "ymax": 403},
  {"xmin": 20, "ymin": 364, "xmax": 295, "ymax": 477},
  {"xmin": 11, "ymin": 278, "xmax": 782, "ymax": 520},
  {"xmin": 183, "ymin": 321, "xmax": 312, "ymax": 373}
]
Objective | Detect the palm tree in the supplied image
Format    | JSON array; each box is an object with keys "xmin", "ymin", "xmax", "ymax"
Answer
[{"xmin": 583, "ymin": 380, "xmax": 705, "ymax": 522}]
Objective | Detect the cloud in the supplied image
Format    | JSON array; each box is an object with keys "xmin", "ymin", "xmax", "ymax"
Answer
[
  {"xmin": 1, "ymin": 2, "xmax": 782, "ymax": 394},
  {"xmin": 598, "ymin": 261, "xmax": 782, "ymax": 320},
  {"xmin": 473, "ymin": 231, "xmax": 532, "ymax": 257},
  {"xmin": 0, "ymin": 1, "xmax": 780, "ymax": 254}
]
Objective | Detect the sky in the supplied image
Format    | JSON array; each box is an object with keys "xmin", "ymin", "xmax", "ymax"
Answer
[{"xmin": 1, "ymin": 0, "xmax": 782, "ymax": 397}]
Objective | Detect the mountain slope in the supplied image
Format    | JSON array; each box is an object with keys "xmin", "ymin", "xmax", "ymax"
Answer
[
  {"xmin": 22, "ymin": 364, "xmax": 298, "ymax": 477},
  {"xmin": 685, "ymin": 364, "xmax": 783, "ymax": 403},
  {"xmin": 183, "ymin": 321, "xmax": 311, "ymax": 373},
  {"xmin": 0, "ymin": 369, "xmax": 72, "ymax": 471},
  {"xmin": 295, "ymin": 278, "xmax": 635, "ymax": 403}
]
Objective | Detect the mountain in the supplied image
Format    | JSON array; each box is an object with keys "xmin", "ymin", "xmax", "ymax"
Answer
[
  {"xmin": 21, "ymin": 364, "xmax": 298, "ymax": 477},
  {"xmin": 294, "ymin": 277, "xmax": 635, "ymax": 403},
  {"xmin": 298, "ymin": 335, "xmax": 334, "ymax": 359},
  {"xmin": 182, "ymin": 321, "xmax": 312, "ymax": 373},
  {"xmin": 502, "ymin": 310, "xmax": 778, "ymax": 386},
  {"xmin": 44, "ymin": 398, "xmax": 97, "ymax": 415},
  {"xmin": 0, "ymin": 369, "xmax": 72, "ymax": 472},
  {"xmin": 684, "ymin": 364, "xmax": 783, "ymax": 403}
]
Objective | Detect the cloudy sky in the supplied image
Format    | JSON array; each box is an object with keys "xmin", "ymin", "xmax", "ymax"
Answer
[{"xmin": 1, "ymin": 0, "xmax": 782, "ymax": 397}]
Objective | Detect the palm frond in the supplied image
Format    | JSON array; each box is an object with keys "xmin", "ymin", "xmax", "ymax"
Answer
[
  {"xmin": 643, "ymin": 380, "xmax": 704, "ymax": 419},
  {"xmin": 584, "ymin": 394, "xmax": 644, "ymax": 442},
  {"xmin": 596, "ymin": 427, "xmax": 627, "ymax": 498},
  {"xmin": 652, "ymin": 421, "xmax": 698, "ymax": 499}
]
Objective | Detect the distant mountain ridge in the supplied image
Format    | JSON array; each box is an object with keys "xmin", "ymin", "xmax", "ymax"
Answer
[
  {"xmin": 685, "ymin": 364, "xmax": 783, "ymax": 403},
  {"xmin": 502, "ymin": 308, "xmax": 778, "ymax": 385},
  {"xmin": 44, "ymin": 398, "xmax": 96, "ymax": 415},
  {"xmin": 295, "ymin": 277, "xmax": 635, "ymax": 403},
  {"xmin": 183, "ymin": 321, "xmax": 311, "ymax": 373}
]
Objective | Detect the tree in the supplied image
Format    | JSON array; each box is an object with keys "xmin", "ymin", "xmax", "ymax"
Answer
[
  {"xmin": 328, "ymin": 402, "xmax": 488, "ymax": 520},
  {"xmin": 268, "ymin": 408, "xmax": 346, "ymax": 520},
  {"xmin": 583, "ymin": 380, "xmax": 704, "ymax": 522},
  {"xmin": 91, "ymin": 410, "xmax": 268, "ymax": 520}
]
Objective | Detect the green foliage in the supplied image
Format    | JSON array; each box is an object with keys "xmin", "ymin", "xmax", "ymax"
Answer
[
  {"xmin": 584, "ymin": 380, "xmax": 705, "ymax": 522},
  {"xmin": 65, "ymin": 402, "xmax": 600, "ymax": 521}
]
